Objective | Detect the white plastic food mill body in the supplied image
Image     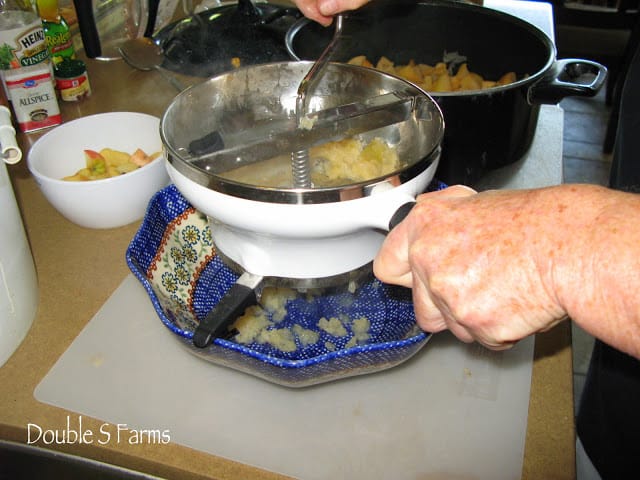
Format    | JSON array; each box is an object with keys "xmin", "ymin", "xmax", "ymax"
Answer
[{"xmin": 166, "ymin": 158, "xmax": 438, "ymax": 279}]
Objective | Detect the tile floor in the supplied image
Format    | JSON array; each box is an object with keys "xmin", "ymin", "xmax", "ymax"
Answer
[{"xmin": 558, "ymin": 83, "xmax": 612, "ymax": 415}]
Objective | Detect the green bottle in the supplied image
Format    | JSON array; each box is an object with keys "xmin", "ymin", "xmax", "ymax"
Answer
[{"xmin": 36, "ymin": 0, "xmax": 75, "ymax": 66}]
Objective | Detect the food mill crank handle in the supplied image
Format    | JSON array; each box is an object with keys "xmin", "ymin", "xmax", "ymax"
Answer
[{"xmin": 193, "ymin": 272, "xmax": 263, "ymax": 348}]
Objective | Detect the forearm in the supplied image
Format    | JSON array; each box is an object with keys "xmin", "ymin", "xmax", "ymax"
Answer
[
  {"xmin": 540, "ymin": 184, "xmax": 640, "ymax": 358},
  {"xmin": 375, "ymin": 183, "xmax": 640, "ymax": 357}
]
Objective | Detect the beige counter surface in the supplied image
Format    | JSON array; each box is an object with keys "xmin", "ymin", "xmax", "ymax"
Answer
[{"xmin": 0, "ymin": 55, "xmax": 575, "ymax": 479}]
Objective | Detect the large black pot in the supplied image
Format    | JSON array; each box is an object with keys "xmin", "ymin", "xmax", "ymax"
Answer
[{"xmin": 286, "ymin": 0, "xmax": 607, "ymax": 185}]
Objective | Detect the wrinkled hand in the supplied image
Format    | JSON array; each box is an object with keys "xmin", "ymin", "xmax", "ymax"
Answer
[
  {"xmin": 293, "ymin": 0, "xmax": 372, "ymax": 26},
  {"xmin": 373, "ymin": 185, "xmax": 567, "ymax": 350}
]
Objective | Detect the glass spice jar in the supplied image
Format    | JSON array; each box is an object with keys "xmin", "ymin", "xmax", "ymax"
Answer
[{"xmin": 54, "ymin": 58, "xmax": 91, "ymax": 101}]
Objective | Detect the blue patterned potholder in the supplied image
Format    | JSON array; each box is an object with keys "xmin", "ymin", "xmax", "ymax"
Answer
[{"xmin": 126, "ymin": 182, "xmax": 445, "ymax": 387}]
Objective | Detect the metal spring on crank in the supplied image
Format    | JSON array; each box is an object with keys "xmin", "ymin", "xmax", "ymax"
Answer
[{"xmin": 291, "ymin": 149, "xmax": 312, "ymax": 188}]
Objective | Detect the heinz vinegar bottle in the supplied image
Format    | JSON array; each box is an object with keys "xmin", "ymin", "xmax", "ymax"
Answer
[{"xmin": 0, "ymin": 0, "xmax": 61, "ymax": 132}]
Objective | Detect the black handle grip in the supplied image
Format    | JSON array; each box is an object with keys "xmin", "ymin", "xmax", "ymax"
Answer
[
  {"xmin": 188, "ymin": 131, "xmax": 225, "ymax": 156},
  {"xmin": 236, "ymin": 0, "xmax": 261, "ymax": 19},
  {"xmin": 388, "ymin": 201, "xmax": 416, "ymax": 231},
  {"xmin": 528, "ymin": 59, "xmax": 608, "ymax": 105},
  {"xmin": 72, "ymin": 0, "xmax": 101, "ymax": 58},
  {"xmin": 193, "ymin": 276, "xmax": 260, "ymax": 348},
  {"xmin": 144, "ymin": 0, "xmax": 160, "ymax": 38}
]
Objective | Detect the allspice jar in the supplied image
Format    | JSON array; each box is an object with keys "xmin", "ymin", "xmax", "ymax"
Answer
[{"xmin": 54, "ymin": 59, "xmax": 91, "ymax": 102}]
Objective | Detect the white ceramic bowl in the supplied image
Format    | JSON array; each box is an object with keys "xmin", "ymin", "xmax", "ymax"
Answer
[{"xmin": 27, "ymin": 112, "xmax": 169, "ymax": 229}]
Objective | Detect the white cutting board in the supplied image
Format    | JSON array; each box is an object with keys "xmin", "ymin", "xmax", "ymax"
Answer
[{"xmin": 35, "ymin": 275, "xmax": 534, "ymax": 480}]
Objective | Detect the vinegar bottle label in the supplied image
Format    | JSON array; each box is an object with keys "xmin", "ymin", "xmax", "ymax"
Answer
[{"xmin": 0, "ymin": 11, "xmax": 49, "ymax": 69}]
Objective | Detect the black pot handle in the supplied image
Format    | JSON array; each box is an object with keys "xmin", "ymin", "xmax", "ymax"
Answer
[
  {"xmin": 72, "ymin": 0, "xmax": 101, "ymax": 58},
  {"xmin": 193, "ymin": 272, "xmax": 263, "ymax": 348},
  {"xmin": 528, "ymin": 58, "xmax": 608, "ymax": 105}
]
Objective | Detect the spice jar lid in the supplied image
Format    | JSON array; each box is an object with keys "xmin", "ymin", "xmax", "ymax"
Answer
[{"xmin": 54, "ymin": 59, "xmax": 87, "ymax": 79}]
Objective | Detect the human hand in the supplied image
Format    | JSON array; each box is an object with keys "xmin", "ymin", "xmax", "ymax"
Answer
[
  {"xmin": 373, "ymin": 185, "xmax": 567, "ymax": 350},
  {"xmin": 292, "ymin": 0, "xmax": 372, "ymax": 26}
]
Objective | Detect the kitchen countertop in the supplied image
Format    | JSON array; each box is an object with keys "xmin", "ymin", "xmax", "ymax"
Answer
[{"xmin": 0, "ymin": 3, "xmax": 575, "ymax": 480}]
